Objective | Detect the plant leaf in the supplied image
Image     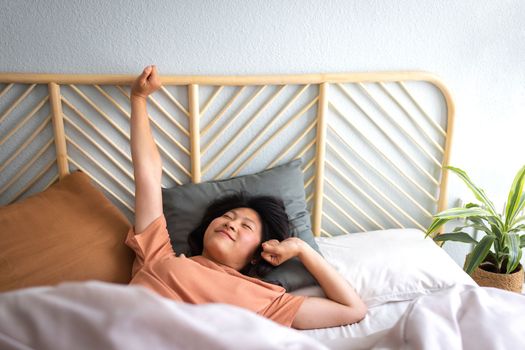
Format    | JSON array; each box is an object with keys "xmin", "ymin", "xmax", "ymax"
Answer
[
  {"xmin": 467, "ymin": 216, "xmax": 502, "ymax": 239},
  {"xmin": 513, "ymin": 214, "xmax": 525, "ymax": 226},
  {"xmin": 520, "ymin": 234, "xmax": 525, "ymax": 248},
  {"xmin": 517, "ymin": 193, "xmax": 525, "ymax": 212},
  {"xmin": 427, "ymin": 207, "xmax": 494, "ymax": 243},
  {"xmin": 462, "ymin": 219, "xmax": 494, "ymax": 235},
  {"xmin": 426, "ymin": 218, "xmax": 451, "ymax": 237},
  {"xmin": 447, "ymin": 166, "xmax": 498, "ymax": 215},
  {"xmin": 465, "ymin": 202, "xmax": 480, "ymax": 208},
  {"xmin": 509, "ymin": 224, "xmax": 525, "ymax": 234},
  {"xmin": 487, "ymin": 214, "xmax": 505, "ymax": 232},
  {"xmin": 487, "ymin": 220, "xmax": 504, "ymax": 240},
  {"xmin": 505, "ymin": 165, "xmax": 525, "ymax": 227},
  {"xmin": 468, "ymin": 216, "xmax": 487, "ymax": 227},
  {"xmin": 464, "ymin": 235, "xmax": 495, "ymax": 275},
  {"xmin": 452, "ymin": 223, "xmax": 479, "ymax": 232},
  {"xmin": 433, "ymin": 232, "xmax": 478, "ymax": 244},
  {"xmin": 434, "ymin": 207, "xmax": 492, "ymax": 220},
  {"xmin": 469, "ymin": 216, "xmax": 492, "ymax": 225},
  {"xmin": 506, "ymin": 233, "xmax": 522, "ymax": 274},
  {"xmin": 511, "ymin": 195, "xmax": 525, "ymax": 227}
]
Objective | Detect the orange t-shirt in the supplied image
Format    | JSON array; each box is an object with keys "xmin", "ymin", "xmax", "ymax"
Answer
[{"xmin": 126, "ymin": 215, "xmax": 306, "ymax": 327}]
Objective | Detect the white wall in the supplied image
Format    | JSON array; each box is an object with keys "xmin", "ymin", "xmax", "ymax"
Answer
[{"xmin": 2, "ymin": 0, "xmax": 524, "ymax": 266}]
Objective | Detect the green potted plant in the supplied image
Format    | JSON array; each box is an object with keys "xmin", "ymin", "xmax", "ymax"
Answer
[{"xmin": 426, "ymin": 165, "xmax": 525, "ymax": 292}]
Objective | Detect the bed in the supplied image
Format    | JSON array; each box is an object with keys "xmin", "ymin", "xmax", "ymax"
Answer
[{"xmin": 1, "ymin": 71, "xmax": 524, "ymax": 349}]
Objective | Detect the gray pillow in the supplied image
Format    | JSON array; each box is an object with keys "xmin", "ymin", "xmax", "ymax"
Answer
[{"xmin": 162, "ymin": 158, "xmax": 322, "ymax": 291}]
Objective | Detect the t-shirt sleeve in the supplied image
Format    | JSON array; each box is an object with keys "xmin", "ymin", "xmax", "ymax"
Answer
[
  {"xmin": 125, "ymin": 215, "xmax": 174, "ymax": 276},
  {"xmin": 259, "ymin": 292, "xmax": 307, "ymax": 327}
]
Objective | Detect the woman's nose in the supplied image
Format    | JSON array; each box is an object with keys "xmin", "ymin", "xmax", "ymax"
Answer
[{"xmin": 224, "ymin": 221, "xmax": 236, "ymax": 231}]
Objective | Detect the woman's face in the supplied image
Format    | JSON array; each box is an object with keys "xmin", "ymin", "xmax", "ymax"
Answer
[{"xmin": 202, "ymin": 207, "xmax": 263, "ymax": 271}]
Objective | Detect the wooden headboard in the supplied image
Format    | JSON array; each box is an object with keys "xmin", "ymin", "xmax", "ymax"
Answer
[{"xmin": 0, "ymin": 72, "xmax": 454, "ymax": 237}]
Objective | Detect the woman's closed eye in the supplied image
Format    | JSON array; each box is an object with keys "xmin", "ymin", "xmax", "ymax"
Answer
[{"xmin": 222, "ymin": 211, "xmax": 255, "ymax": 231}]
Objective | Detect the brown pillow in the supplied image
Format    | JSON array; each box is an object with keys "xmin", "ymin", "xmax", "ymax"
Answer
[{"xmin": 0, "ymin": 171, "xmax": 134, "ymax": 292}]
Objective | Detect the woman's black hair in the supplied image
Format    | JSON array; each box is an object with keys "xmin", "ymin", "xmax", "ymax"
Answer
[{"xmin": 187, "ymin": 192, "xmax": 290, "ymax": 278}]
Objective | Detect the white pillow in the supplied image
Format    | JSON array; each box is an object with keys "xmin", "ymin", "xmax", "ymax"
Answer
[{"xmin": 312, "ymin": 228, "xmax": 476, "ymax": 307}]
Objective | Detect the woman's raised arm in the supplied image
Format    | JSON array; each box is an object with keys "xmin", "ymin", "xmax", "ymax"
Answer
[{"xmin": 130, "ymin": 65, "xmax": 162, "ymax": 233}]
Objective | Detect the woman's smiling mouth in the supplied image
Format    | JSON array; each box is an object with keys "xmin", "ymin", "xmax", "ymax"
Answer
[{"xmin": 216, "ymin": 229, "xmax": 235, "ymax": 241}]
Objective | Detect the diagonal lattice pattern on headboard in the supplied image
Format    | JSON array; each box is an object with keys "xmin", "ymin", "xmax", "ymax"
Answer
[{"xmin": 0, "ymin": 72, "xmax": 454, "ymax": 236}]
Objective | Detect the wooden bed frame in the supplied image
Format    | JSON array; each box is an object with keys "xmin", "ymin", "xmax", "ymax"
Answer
[{"xmin": 0, "ymin": 72, "xmax": 454, "ymax": 236}]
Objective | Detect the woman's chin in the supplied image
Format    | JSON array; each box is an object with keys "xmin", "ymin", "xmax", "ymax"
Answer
[{"xmin": 204, "ymin": 240, "xmax": 231, "ymax": 258}]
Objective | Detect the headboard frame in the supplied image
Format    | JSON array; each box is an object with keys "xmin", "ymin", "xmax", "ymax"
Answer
[{"xmin": 0, "ymin": 71, "xmax": 454, "ymax": 237}]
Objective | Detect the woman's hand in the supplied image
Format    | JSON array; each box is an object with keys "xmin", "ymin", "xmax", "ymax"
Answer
[
  {"xmin": 261, "ymin": 237, "xmax": 308, "ymax": 266},
  {"xmin": 131, "ymin": 65, "xmax": 161, "ymax": 99}
]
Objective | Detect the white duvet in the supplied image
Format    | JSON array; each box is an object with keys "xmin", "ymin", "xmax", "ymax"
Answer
[
  {"xmin": 1, "ymin": 282, "xmax": 524, "ymax": 350},
  {"xmin": 325, "ymin": 284, "xmax": 525, "ymax": 349},
  {"xmin": 0, "ymin": 282, "xmax": 326, "ymax": 350}
]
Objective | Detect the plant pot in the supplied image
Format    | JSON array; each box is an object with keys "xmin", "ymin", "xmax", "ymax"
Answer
[{"xmin": 470, "ymin": 263, "xmax": 524, "ymax": 293}]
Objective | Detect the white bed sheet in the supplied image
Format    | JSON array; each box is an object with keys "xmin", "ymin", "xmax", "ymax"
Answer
[{"xmin": 301, "ymin": 298, "xmax": 411, "ymax": 341}]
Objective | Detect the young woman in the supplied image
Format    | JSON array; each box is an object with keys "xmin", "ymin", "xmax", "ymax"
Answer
[{"xmin": 127, "ymin": 65, "xmax": 367, "ymax": 329}]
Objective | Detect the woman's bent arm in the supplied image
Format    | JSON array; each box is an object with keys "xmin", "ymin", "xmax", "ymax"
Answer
[
  {"xmin": 261, "ymin": 238, "xmax": 367, "ymax": 329},
  {"xmin": 130, "ymin": 66, "xmax": 162, "ymax": 232},
  {"xmin": 292, "ymin": 243, "xmax": 367, "ymax": 329}
]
